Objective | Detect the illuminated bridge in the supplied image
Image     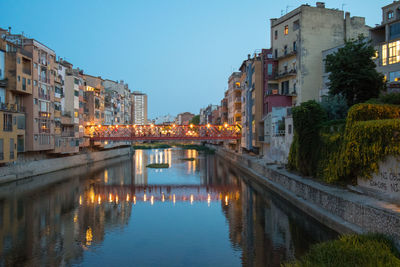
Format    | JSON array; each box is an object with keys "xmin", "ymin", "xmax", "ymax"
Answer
[{"xmin": 84, "ymin": 124, "xmax": 241, "ymax": 141}]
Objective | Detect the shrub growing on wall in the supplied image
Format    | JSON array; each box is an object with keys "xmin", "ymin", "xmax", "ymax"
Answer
[
  {"xmin": 322, "ymin": 103, "xmax": 400, "ymax": 184},
  {"xmin": 288, "ymin": 101, "xmax": 326, "ymax": 176}
]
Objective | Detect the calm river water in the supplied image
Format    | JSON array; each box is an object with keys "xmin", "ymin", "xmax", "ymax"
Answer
[{"xmin": 0, "ymin": 148, "xmax": 337, "ymax": 266}]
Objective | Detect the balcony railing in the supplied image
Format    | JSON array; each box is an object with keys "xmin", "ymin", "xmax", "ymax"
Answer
[
  {"xmin": 0, "ymin": 103, "xmax": 26, "ymax": 113},
  {"xmin": 277, "ymin": 50, "xmax": 297, "ymax": 60},
  {"xmin": 39, "ymin": 76, "xmax": 50, "ymax": 84},
  {"xmin": 61, "ymin": 131, "xmax": 75, "ymax": 137},
  {"xmin": 38, "ymin": 92, "xmax": 50, "ymax": 100},
  {"xmin": 271, "ymin": 69, "xmax": 297, "ymax": 80}
]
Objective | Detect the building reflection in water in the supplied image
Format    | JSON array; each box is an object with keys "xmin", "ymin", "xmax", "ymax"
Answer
[{"xmin": 0, "ymin": 148, "xmax": 337, "ymax": 266}]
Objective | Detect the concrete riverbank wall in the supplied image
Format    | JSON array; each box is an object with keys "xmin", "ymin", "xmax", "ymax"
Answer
[
  {"xmin": 216, "ymin": 148, "xmax": 400, "ymax": 243},
  {"xmin": 0, "ymin": 147, "xmax": 132, "ymax": 184}
]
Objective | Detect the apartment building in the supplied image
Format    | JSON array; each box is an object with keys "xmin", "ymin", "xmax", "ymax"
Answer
[
  {"xmin": 227, "ymin": 72, "xmax": 242, "ymax": 125},
  {"xmin": 240, "ymin": 53, "xmax": 263, "ymax": 154},
  {"xmin": 370, "ymin": 1, "xmax": 400, "ymax": 92},
  {"xmin": 82, "ymin": 74, "xmax": 105, "ymax": 126},
  {"xmin": 270, "ymin": 2, "xmax": 369, "ymax": 105},
  {"xmin": 131, "ymin": 91, "xmax": 147, "ymax": 125},
  {"xmin": 103, "ymin": 80, "xmax": 131, "ymax": 125},
  {"xmin": 52, "ymin": 59, "xmax": 80, "ymax": 154},
  {"xmin": 176, "ymin": 112, "xmax": 194, "ymax": 125},
  {"xmin": 220, "ymin": 96, "xmax": 228, "ymax": 124},
  {"xmin": 0, "ymin": 36, "xmax": 30, "ymax": 163}
]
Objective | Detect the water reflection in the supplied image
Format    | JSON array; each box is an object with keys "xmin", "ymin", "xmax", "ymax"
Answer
[{"xmin": 0, "ymin": 149, "xmax": 337, "ymax": 266}]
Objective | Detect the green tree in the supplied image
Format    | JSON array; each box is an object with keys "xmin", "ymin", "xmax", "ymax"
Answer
[
  {"xmin": 189, "ymin": 115, "xmax": 200, "ymax": 125},
  {"xmin": 325, "ymin": 35, "xmax": 384, "ymax": 107},
  {"xmin": 320, "ymin": 94, "xmax": 349, "ymax": 120}
]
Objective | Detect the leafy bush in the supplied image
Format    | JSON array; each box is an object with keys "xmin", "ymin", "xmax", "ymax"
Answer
[
  {"xmin": 321, "ymin": 94, "xmax": 349, "ymax": 120},
  {"xmin": 288, "ymin": 101, "xmax": 326, "ymax": 176},
  {"xmin": 321, "ymin": 104, "xmax": 400, "ymax": 184},
  {"xmin": 367, "ymin": 93, "xmax": 400, "ymax": 105},
  {"xmin": 283, "ymin": 234, "xmax": 400, "ymax": 267}
]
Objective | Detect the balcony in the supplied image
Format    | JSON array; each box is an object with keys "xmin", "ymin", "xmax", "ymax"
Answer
[
  {"xmin": 271, "ymin": 69, "xmax": 297, "ymax": 80},
  {"xmin": 0, "ymin": 103, "xmax": 26, "ymax": 113},
  {"xmin": 39, "ymin": 76, "xmax": 50, "ymax": 84},
  {"xmin": 277, "ymin": 50, "xmax": 297, "ymax": 60},
  {"xmin": 38, "ymin": 92, "xmax": 50, "ymax": 101},
  {"xmin": 61, "ymin": 131, "xmax": 75, "ymax": 137}
]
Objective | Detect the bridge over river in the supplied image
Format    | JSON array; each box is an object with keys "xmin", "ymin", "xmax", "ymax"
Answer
[{"xmin": 84, "ymin": 123, "xmax": 241, "ymax": 141}]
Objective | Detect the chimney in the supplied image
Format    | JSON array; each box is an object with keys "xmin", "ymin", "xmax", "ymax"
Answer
[{"xmin": 316, "ymin": 2, "xmax": 325, "ymax": 8}]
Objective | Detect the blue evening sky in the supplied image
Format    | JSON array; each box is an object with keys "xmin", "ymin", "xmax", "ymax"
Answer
[{"xmin": 1, "ymin": 0, "xmax": 384, "ymax": 118}]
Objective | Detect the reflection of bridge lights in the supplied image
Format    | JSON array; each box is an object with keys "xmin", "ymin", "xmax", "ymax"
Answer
[
  {"xmin": 104, "ymin": 170, "xmax": 108, "ymax": 183},
  {"xmin": 173, "ymin": 194, "xmax": 176, "ymax": 204},
  {"xmin": 144, "ymin": 194, "xmax": 147, "ymax": 202},
  {"xmin": 126, "ymin": 194, "xmax": 130, "ymax": 202},
  {"xmin": 74, "ymin": 214, "xmax": 78, "ymax": 223},
  {"xmin": 162, "ymin": 193, "xmax": 165, "ymax": 202},
  {"xmin": 116, "ymin": 195, "xmax": 119, "ymax": 204},
  {"xmin": 151, "ymin": 195, "xmax": 154, "ymax": 205},
  {"xmin": 225, "ymin": 195, "xmax": 229, "ymax": 206},
  {"xmin": 190, "ymin": 194, "xmax": 194, "ymax": 205},
  {"xmin": 79, "ymin": 196, "xmax": 82, "ymax": 205},
  {"xmin": 86, "ymin": 227, "xmax": 93, "ymax": 246},
  {"xmin": 98, "ymin": 195, "xmax": 101, "ymax": 204},
  {"xmin": 207, "ymin": 194, "xmax": 211, "ymax": 207},
  {"xmin": 133, "ymin": 196, "xmax": 136, "ymax": 205},
  {"xmin": 109, "ymin": 194, "xmax": 113, "ymax": 203}
]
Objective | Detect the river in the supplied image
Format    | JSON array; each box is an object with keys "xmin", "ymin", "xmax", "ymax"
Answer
[{"xmin": 0, "ymin": 148, "xmax": 337, "ymax": 266}]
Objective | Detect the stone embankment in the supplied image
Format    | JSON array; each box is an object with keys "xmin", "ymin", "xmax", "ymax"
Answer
[
  {"xmin": 0, "ymin": 147, "xmax": 132, "ymax": 184},
  {"xmin": 216, "ymin": 147, "xmax": 400, "ymax": 243}
]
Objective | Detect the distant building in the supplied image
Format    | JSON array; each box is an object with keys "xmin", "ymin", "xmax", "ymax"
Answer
[
  {"xmin": 154, "ymin": 114, "xmax": 175, "ymax": 125},
  {"xmin": 176, "ymin": 112, "xmax": 194, "ymax": 125},
  {"xmin": 227, "ymin": 72, "xmax": 242, "ymax": 125},
  {"xmin": 200, "ymin": 104, "xmax": 218, "ymax": 125},
  {"xmin": 131, "ymin": 91, "xmax": 147, "ymax": 125},
  {"xmin": 370, "ymin": 1, "xmax": 400, "ymax": 92}
]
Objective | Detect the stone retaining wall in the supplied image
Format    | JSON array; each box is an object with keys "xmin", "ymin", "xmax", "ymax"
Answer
[
  {"xmin": 0, "ymin": 147, "xmax": 132, "ymax": 184},
  {"xmin": 216, "ymin": 148, "xmax": 400, "ymax": 243}
]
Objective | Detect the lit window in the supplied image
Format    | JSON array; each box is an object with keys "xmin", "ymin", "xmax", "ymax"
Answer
[
  {"xmin": 388, "ymin": 40, "xmax": 400, "ymax": 64},
  {"xmin": 382, "ymin": 44, "xmax": 387, "ymax": 66},
  {"xmin": 284, "ymin": 25, "xmax": 289, "ymax": 35}
]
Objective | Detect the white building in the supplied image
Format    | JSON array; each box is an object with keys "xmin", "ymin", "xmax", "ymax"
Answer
[{"xmin": 131, "ymin": 91, "xmax": 147, "ymax": 125}]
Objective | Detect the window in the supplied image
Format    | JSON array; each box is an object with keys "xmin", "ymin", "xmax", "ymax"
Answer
[
  {"xmin": 274, "ymin": 30, "xmax": 278, "ymax": 40},
  {"xmin": 390, "ymin": 22, "xmax": 400, "ymax": 40},
  {"xmin": 22, "ymin": 78, "xmax": 26, "ymax": 91},
  {"xmin": 284, "ymin": 45, "xmax": 288, "ymax": 55},
  {"xmin": 274, "ymin": 49, "xmax": 278, "ymax": 59},
  {"xmin": 9, "ymin": 138, "xmax": 14, "ymax": 160},
  {"xmin": 34, "ymin": 80, "xmax": 37, "ymax": 86},
  {"xmin": 284, "ymin": 25, "xmax": 289, "ymax": 35},
  {"xmin": 267, "ymin": 64, "xmax": 273, "ymax": 75},
  {"xmin": 34, "ymin": 63, "xmax": 37, "ymax": 68},
  {"xmin": 281, "ymin": 81, "xmax": 289, "ymax": 95},
  {"xmin": 293, "ymin": 20, "xmax": 300, "ymax": 31},
  {"xmin": 74, "ymin": 111, "xmax": 78, "ymax": 118},
  {"xmin": 388, "ymin": 11, "xmax": 394, "ymax": 20},
  {"xmin": 17, "ymin": 76, "xmax": 20, "ymax": 82},
  {"xmin": 293, "ymin": 41, "xmax": 297, "ymax": 52},
  {"xmin": 382, "ymin": 44, "xmax": 387, "ymax": 66},
  {"xmin": 0, "ymin": 139, "xmax": 3, "ymax": 160},
  {"xmin": 28, "ymin": 79, "xmax": 31, "ymax": 85},
  {"xmin": 17, "ymin": 57, "xmax": 20, "ymax": 64},
  {"xmin": 288, "ymin": 124, "xmax": 292, "ymax": 134},
  {"xmin": 74, "ymin": 78, "xmax": 79, "ymax": 85},
  {"xmin": 3, "ymin": 114, "xmax": 12, "ymax": 132},
  {"xmin": 74, "ymin": 90, "xmax": 79, "ymax": 97},
  {"xmin": 17, "ymin": 116, "xmax": 25, "ymax": 129},
  {"xmin": 34, "ymin": 98, "xmax": 38, "ymax": 105},
  {"xmin": 388, "ymin": 40, "xmax": 400, "ymax": 64},
  {"xmin": 389, "ymin": 71, "xmax": 400, "ymax": 82}
]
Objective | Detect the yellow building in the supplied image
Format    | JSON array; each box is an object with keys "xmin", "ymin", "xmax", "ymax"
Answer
[{"xmin": 0, "ymin": 35, "xmax": 31, "ymax": 164}]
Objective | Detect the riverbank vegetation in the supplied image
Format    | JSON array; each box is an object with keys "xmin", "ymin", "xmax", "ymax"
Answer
[
  {"xmin": 146, "ymin": 163, "xmax": 169, "ymax": 168},
  {"xmin": 181, "ymin": 158, "xmax": 196, "ymax": 161},
  {"xmin": 283, "ymin": 234, "xmax": 400, "ymax": 267},
  {"xmin": 288, "ymin": 101, "xmax": 400, "ymax": 184}
]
